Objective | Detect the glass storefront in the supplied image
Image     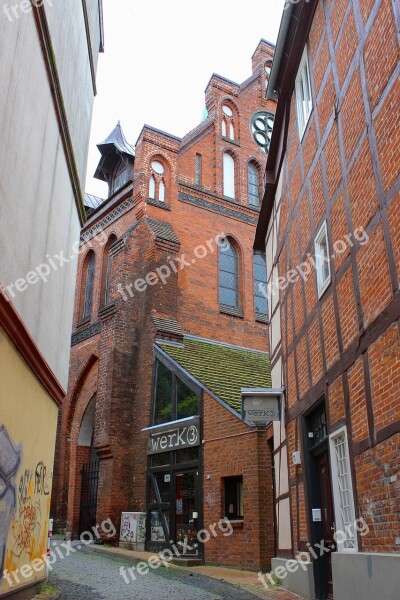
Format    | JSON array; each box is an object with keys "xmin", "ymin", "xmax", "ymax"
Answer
[{"xmin": 146, "ymin": 357, "xmax": 202, "ymax": 555}]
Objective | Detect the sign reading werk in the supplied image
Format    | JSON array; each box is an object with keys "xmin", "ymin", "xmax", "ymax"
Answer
[{"xmin": 147, "ymin": 417, "xmax": 200, "ymax": 455}]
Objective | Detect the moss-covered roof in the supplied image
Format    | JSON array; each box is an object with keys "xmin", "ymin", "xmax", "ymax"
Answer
[{"xmin": 157, "ymin": 337, "xmax": 271, "ymax": 414}]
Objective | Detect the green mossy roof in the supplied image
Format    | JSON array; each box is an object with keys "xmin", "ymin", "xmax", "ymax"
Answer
[{"xmin": 157, "ymin": 337, "xmax": 271, "ymax": 414}]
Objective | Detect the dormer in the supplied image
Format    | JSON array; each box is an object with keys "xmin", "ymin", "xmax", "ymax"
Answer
[{"xmin": 94, "ymin": 122, "xmax": 135, "ymax": 198}]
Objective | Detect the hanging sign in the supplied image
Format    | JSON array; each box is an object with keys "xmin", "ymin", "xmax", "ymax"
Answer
[{"xmin": 241, "ymin": 388, "xmax": 284, "ymax": 425}]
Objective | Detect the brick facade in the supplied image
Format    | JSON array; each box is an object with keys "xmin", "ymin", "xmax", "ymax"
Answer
[
  {"xmin": 51, "ymin": 40, "xmax": 277, "ymax": 571},
  {"xmin": 255, "ymin": 0, "xmax": 400, "ymax": 598}
]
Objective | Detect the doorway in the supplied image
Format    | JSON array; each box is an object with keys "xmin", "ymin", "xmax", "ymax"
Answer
[
  {"xmin": 147, "ymin": 449, "xmax": 201, "ymax": 556},
  {"xmin": 303, "ymin": 402, "xmax": 335, "ymax": 600}
]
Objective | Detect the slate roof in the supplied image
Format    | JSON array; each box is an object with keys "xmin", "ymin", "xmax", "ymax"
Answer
[
  {"xmin": 97, "ymin": 121, "xmax": 135, "ymax": 156},
  {"xmin": 157, "ymin": 336, "xmax": 271, "ymax": 414},
  {"xmin": 84, "ymin": 193, "xmax": 105, "ymax": 211},
  {"xmin": 145, "ymin": 217, "xmax": 180, "ymax": 245}
]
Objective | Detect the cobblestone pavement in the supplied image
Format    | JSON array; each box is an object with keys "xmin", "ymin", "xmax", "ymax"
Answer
[{"xmin": 49, "ymin": 542, "xmax": 259, "ymax": 600}]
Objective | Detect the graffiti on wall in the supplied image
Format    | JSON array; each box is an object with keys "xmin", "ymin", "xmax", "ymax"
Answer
[
  {"xmin": 120, "ymin": 512, "xmax": 146, "ymax": 544},
  {"xmin": 0, "ymin": 426, "xmax": 22, "ymax": 577},
  {"xmin": 0, "ymin": 425, "xmax": 52, "ymax": 587}
]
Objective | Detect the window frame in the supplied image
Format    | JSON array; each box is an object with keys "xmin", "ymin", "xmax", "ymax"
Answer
[
  {"xmin": 223, "ymin": 476, "xmax": 244, "ymax": 521},
  {"xmin": 248, "ymin": 162, "xmax": 260, "ymax": 207},
  {"xmin": 295, "ymin": 46, "xmax": 313, "ymax": 140},
  {"xmin": 329, "ymin": 426, "xmax": 358, "ymax": 552},
  {"xmin": 219, "ymin": 238, "xmax": 240, "ymax": 310},
  {"xmin": 82, "ymin": 252, "xmax": 96, "ymax": 320},
  {"xmin": 314, "ymin": 220, "xmax": 331, "ymax": 298},
  {"xmin": 253, "ymin": 252, "xmax": 268, "ymax": 316},
  {"xmin": 223, "ymin": 151, "xmax": 236, "ymax": 199}
]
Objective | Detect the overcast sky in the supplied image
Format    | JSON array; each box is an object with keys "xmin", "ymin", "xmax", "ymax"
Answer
[{"xmin": 85, "ymin": 0, "xmax": 286, "ymax": 197}]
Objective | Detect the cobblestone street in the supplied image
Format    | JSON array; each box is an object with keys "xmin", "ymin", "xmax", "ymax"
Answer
[{"xmin": 49, "ymin": 542, "xmax": 259, "ymax": 600}]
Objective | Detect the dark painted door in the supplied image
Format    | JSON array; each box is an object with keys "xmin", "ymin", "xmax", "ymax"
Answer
[{"xmin": 317, "ymin": 452, "xmax": 335, "ymax": 599}]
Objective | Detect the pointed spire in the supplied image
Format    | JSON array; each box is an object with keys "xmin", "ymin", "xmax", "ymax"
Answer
[{"xmin": 97, "ymin": 122, "xmax": 135, "ymax": 157}]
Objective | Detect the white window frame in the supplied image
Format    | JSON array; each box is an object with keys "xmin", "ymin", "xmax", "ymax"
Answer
[
  {"xmin": 314, "ymin": 220, "xmax": 331, "ymax": 297},
  {"xmin": 329, "ymin": 426, "xmax": 358, "ymax": 552},
  {"xmin": 295, "ymin": 47, "xmax": 313, "ymax": 139},
  {"xmin": 223, "ymin": 152, "xmax": 235, "ymax": 199}
]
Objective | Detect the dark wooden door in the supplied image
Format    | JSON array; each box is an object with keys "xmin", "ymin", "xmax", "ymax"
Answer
[{"xmin": 317, "ymin": 452, "xmax": 335, "ymax": 599}]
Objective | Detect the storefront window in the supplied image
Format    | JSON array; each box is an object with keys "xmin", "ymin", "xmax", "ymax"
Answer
[
  {"xmin": 154, "ymin": 472, "xmax": 171, "ymax": 503},
  {"xmin": 154, "ymin": 361, "xmax": 173, "ymax": 425},
  {"xmin": 177, "ymin": 379, "xmax": 199, "ymax": 420},
  {"xmin": 175, "ymin": 447, "xmax": 199, "ymax": 464}
]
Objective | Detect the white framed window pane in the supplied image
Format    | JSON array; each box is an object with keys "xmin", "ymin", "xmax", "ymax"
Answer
[
  {"xmin": 222, "ymin": 104, "xmax": 233, "ymax": 117},
  {"xmin": 223, "ymin": 152, "xmax": 235, "ymax": 198},
  {"xmin": 222, "ymin": 119, "xmax": 227, "ymax": 137},
  {"xmin": 149, "ymin": 175, "xmax": 156, "ymax": 199},
  {"xmin": 315, "ymin": 221, "xmax": 331, "ymax": 296},
  {"xmin": 296, "ymin": 47, "xmax": 312, "ymax": 138},
  {"xmin": 229, "ymin": 122, "xmax": 234, "ymax": 140},
  {"xmin": 329, "ymin": 428, "xmax": 357, "ymax": 551},
  {"xmin": 159, "ymin": 179, "xmax": 165, "ymax": 202}
]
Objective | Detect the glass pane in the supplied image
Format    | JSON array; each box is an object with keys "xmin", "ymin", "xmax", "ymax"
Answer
[
  {"xmin": 177, "ymin": 379, "xmax": 199, "ymax": 420},
  {"xmin": 223, "ymin": 152, "xmax": 235, "ymax": 198},
  {"xmin": 159, "ymin": 179, "xmax": 165, "ymax": 202},
  {"xmin": 220, "ymin": 271, "xmax": 237, "ymax": 289},
  {"xmin": 222, "ymin": 105, "xmax": 233, "ymax": 117},
  {"xmin": 175, "ymin": 447, "xmax": 199, "ymax": 464},
  {"xmin": 154, "ymin": 361, "xmax": 173, "ymax": 425},
  {"xmin": 151, "ymin": 161, "xmax": 164, "ymax": 175},
  {"xmin": 151, "ymin": 453, "xmax": 171, "ymax": 467},
  {"xmin": 154, "ymin": 472, "xmax": 171, "ymax": 503},
  {"xmin": 175, "ymin": 471, "xmax": 199, "ymax": 550},
  {"xmin": 229, "ymin": 123, "xmax": 234, "ymax": 140},
  {"xmin": 221, "ymin": 119, "xmax": 227, "ymax": 137},
  {"xmin": 220, "ymin": 287, "xmax": 237, "ymax": 307},
  {"xmin": 255, "ymin": 294, "xmax": 268, "ymax": 314},
  {"xmin": 150, "ymin": 510, "xmax": 166, "ymax": 542},
  {"xmin": 149, "ymin": 176, "xmax": 155, "ymax": 199}
]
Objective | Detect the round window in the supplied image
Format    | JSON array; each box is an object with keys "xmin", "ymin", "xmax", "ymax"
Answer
[
  {"xmin": 222, "ymin": 105, "xmax": 233, "ymax": 117},
  {"xmin": 250, "ymin": 111, "xmax": 275, "ymax": 153},
  {"xmin": 151, "ymin": 160, "xmax": 164, "ymax": 175}
]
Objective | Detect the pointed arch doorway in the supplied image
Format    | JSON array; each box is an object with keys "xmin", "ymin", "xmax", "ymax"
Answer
[{"xmin": 77, "ymin": 394, "xmax": 99, "ymax": 535}]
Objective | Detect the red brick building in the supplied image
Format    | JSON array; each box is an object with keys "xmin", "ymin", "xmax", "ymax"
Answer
[
  {"xmin": 255, "ymin": 1, "xmax": 400, "ymax": 599},
  {"xmin": 51, "ymin": 40, "xmax": 278, "ymax": 570}
]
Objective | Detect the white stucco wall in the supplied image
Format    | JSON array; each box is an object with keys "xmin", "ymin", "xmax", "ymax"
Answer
[{"xmin": 0, "ymin": 2, "xmax": 101, "ymax": 389}]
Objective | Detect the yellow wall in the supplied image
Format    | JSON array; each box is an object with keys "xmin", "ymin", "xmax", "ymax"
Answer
[{"xmin": 0, "ymin": 326, "xmax": 58, "ymax": 596}]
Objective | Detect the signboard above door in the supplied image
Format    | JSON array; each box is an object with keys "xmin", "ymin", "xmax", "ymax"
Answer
[
  {"xmin": 143, "ymin": 416, "xmax": 201, "ymax": 455},
  {"xmin": 241, "ymin": 388, "xmax": 284, "ymax": 425}
]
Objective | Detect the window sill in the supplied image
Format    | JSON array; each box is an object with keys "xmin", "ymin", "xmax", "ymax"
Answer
[
  {"xmin": 222, "ymin": 136, "xmax": 240, "ymax": 147},
  {"xmin": 76, "ymin": 316, "xmax": 91, "ymax": 329},
  {"xmin": 255, "ymin": 313, "xmax": 269, "ymax": 324},
  {"xmin": 220, "ymin": 305, "xmax": 244, "ymax": 318},
  {"xmin": 147, "ymin": 197, "xmax": 171, "ymax": 211},
  {"xmin": 225, "ymin": 519, "xmax": 244, "ymax": 528}
]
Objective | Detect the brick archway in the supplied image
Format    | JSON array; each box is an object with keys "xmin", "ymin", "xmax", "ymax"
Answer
[{"xmin": 51, "ymin": 354, "xmax": 99, "ymax": 534}]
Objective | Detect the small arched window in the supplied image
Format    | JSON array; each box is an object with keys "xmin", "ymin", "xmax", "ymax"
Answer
[
  {"xmin": 82, "ymin": 252, "xmax": 95, "ymax": 319},
  {"xmin": 254, "ymin": 253, "xmax": 268, "ymax": 315},
  {"xmin": 159, "ymin": 179, "xmax": 165, "ymax": 203},
  {"xmin": 248, "ymin": 163, "xmax": 260, "ymax": 206},
  {"xmin": 219, "ymin": 238, "xmax": 239, "ymax": 309},
  {"xmin": 149, "ymin": 160, "xmax": 166, "ymax": 202},
  {"xmin": 101, "ymin": 235, "xmax": 117, "ymax": 306},
  {"xmin": 149, "ymin": 175, "xmax": 156, "ymax": 199},
  {"xmin": 222, "ymin": 103, "xmax": 236, "ymax": 141},
  {"xmin": 222, "ymin": 119, "xmax": 227, "ymax": 137},
  {"xmin": 223, "ymin": 152, "xmax": 235, "ymax": 199}
]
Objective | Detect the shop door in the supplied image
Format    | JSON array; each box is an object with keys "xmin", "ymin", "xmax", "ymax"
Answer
[
  {"xmin": 317, "ymin": 452, "xmax": 335, "ymax": 599},
  {"xmin": 174, "ymin": 470, "xmax": 200, "ymax": 554}
]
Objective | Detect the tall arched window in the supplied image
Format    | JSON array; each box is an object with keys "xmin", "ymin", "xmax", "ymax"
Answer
[
  {"xmin": 254, "ymin": 253, "xmax": 268, "ymax": 316},
  {"xmin": 229, "ymin": 122, "xmax": 235, "ymax": 140},
  {"xmin": 101, "ymin": 235, "xmax": 117, "ymax": 306},
  {"xmin": 248, "ymin": 162, "xmax": 260, "ymax": 206},
  {"xmin": 219, "ymin": 238, "xmax": 239, "ymax": 309},
  {"xmin": 159, "ymin": 179, "xmax": 165, "ymax": 203},
  {"xmin": 221, "ymin": 103, "xmax": 236, "ymax": 141},
  {"xmin": 82, "ymin": 252, "xmax": 95, "ymax": 319},
  {"xmin": 223, "ymin": 152, "xmax": 235, "ymax": 199}
]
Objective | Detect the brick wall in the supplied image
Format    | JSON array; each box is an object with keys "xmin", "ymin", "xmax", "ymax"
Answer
[{"xmin": 275, "ymin": 0, "xmax": 400, "ymax": 557}]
